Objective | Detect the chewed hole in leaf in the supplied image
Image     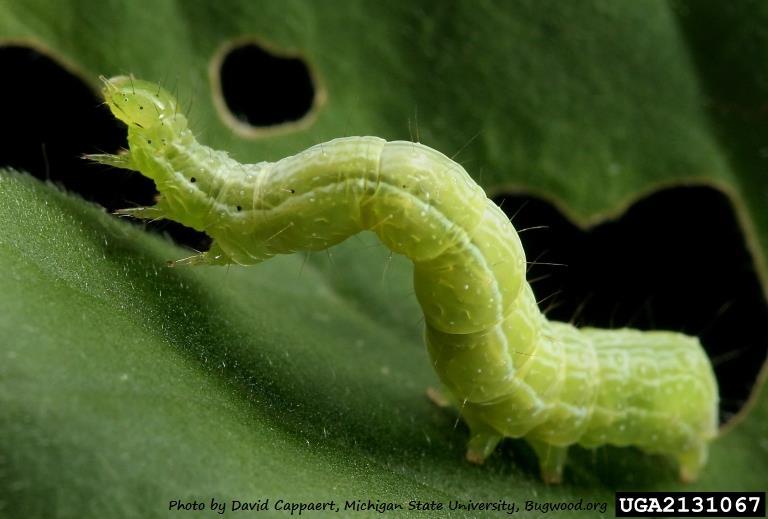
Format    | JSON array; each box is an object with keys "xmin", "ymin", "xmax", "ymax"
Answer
[
  {"xmin": 213, "ymin": 40, "xmax": 323, "ymax": 136},
  {"xmin": 0, "ymin": 45, "xmax": 209, "ymax": 250},
  {"xmin": 495, "ymin": 185, "xmax": 768, "ymax": 425}
]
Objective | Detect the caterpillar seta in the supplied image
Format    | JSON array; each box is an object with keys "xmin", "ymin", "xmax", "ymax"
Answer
[{"xmin": 90, "ymin": 76, "xmax": 718, "ymax": 483}]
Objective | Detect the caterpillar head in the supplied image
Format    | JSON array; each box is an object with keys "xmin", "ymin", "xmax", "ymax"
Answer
[{"xmin": 100, "ymin": 76, "xmax": 185, "ymax": 131}]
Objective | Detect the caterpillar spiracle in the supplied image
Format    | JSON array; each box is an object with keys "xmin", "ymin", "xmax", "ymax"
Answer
[{"xmin": 90, "ymin": 76, "xmax": 719, "ymax": 483}]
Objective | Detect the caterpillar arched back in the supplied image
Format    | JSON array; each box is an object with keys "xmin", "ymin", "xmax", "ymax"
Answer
[{"xmin": 90, "ymin": 76, "xmax": 719, "ymax": 483}]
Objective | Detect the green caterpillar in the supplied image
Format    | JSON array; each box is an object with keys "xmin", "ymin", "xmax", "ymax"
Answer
[{"xmin": 90, "ymin": 76, "xmax": 718, "ymax": 483}]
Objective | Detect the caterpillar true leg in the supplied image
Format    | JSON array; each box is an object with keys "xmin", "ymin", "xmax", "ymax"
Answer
[
  {"xmin": 113, "ymin": 206, "xmax": 166, "ymax": 220},
  {"xmin": 84, "ymin": 152, "xmax": 137, "ymax": 171},
  {"xmin": 95, "ymin": 76, "xmax": 719, "ymax": 483},
  {"xmin": 167, "ymin": 242, "xmax": 231, "ymax": 267}
]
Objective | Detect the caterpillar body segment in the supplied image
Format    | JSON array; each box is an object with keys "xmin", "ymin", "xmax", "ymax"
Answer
[{"xmin": 95, "ymin": 77, "xmax": 719, "ymax": 483}]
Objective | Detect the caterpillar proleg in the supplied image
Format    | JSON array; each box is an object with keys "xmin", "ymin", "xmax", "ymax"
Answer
[{"xmin": 91, "ymin": 76, "xmax": 719, "ymax": 483}]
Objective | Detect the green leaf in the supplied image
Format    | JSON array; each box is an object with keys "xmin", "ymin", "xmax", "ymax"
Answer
[{"xmin": 1, "ymin": 1, "xmax": 766, "ymax": 517}]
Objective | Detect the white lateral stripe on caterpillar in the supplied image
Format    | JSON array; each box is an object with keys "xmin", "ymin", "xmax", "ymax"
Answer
[{"xmin": 93, "ymin": 76, "xmax": 719, "ymax": 484}]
